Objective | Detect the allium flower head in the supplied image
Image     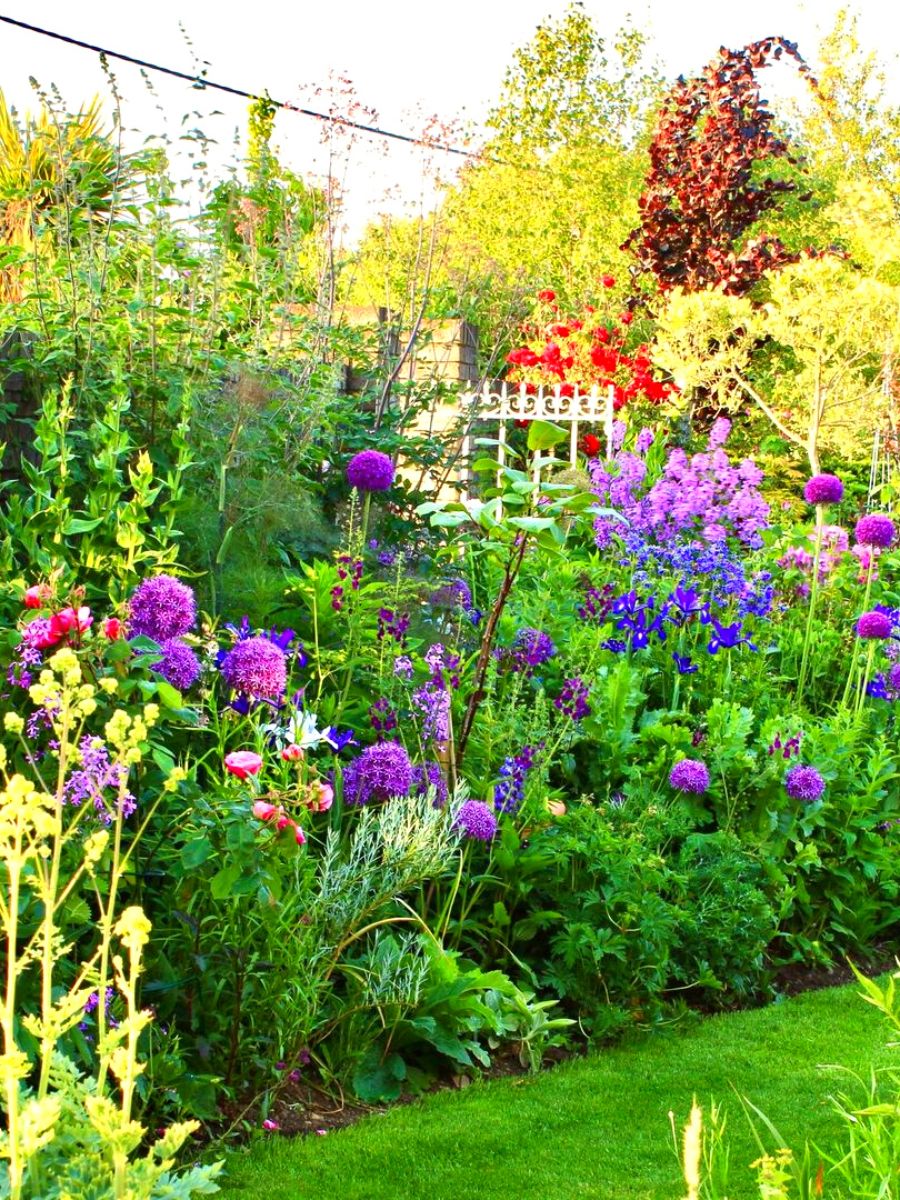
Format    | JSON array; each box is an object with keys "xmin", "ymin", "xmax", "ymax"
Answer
[
  {"xmin": 346, "ymin": 449, "xmax": 394, "ymax": 492},
  {"xmin": 804, "ymin": 474, "xmax": 844, "ymax": 506},
  {"xmin": 453, "ymin": 800, "xmax": 498, "ymax": 842},
  {"xmin": 342, "ymin": 741, "xmax": 413, "ymax": 806},
  {"xmin": 669, "ymin": 759, "xmax": 710, "ymax": 795},
  {"xmin": 855, "ymin": 514, "xmax": 896, "ymax": 549},
  {"xmin": 784, "ymin": 764, "xmax": 825, "ymax": 802},
  {"xmin": 153, "ymin": 639, "xmax": 201, "ymax": 691},
  {"xmin": 221, "ymin": 636, "xmax": 287, "ymax": 700},
  {"xmin": 856, "ymin": 610, "xmax": 893, "ymax": 640},
  {"xmin": 129, "ymin": 575, "xmax": 196, "ymax": 641}
]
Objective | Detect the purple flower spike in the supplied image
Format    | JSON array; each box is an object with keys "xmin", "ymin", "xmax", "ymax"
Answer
[
  {"xmin": 855, "ymin": 514, "xmax": 896, "ymax": 548},
  {"xmin": 453, "ymin": 800, "xmax": 498, "ymax": 842},
  {"xmin": 346, "ymin": 450, "xmax": 394, "ymax": 492},
  {"xmin": 129, "ymin": 575, "xmax": 196, "ymax": 642},
  {"xmin": 669, "ymin": 759, "xmax": 710, "ymax": 795},
  {"xmin": 784, "ymin": 764, "xmax": 825, "ymax": 802},
  {"xmin": 856, "ymin": 610, "xmax": 893, "ymax": 639},
  {"xmin": 804, "ymin": 474, "xmax": 844, "ymax": 505}
]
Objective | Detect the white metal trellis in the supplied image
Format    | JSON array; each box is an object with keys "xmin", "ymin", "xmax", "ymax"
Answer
[{"xmin": 458, "ymin": 382, "xmax": 617, "ymax": 498}]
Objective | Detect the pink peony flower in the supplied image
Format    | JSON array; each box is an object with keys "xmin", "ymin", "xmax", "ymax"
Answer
[{"xmin": 225, "ymin": 750, "xmax": 263, "ymax": 780}]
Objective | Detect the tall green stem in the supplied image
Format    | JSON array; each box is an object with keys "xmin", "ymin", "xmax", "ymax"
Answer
[{"xmin": 797, "ymin": 505, "xmax": 824, "ymax": 708}]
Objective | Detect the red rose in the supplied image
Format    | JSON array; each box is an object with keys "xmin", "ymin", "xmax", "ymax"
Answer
[
  {"xmin": 103, "ymin": 617, "xmax": 124, "ymax": 641},
  {"xmin": 583, "ymin": 434, "xmax": 602, "ymax": 456}
]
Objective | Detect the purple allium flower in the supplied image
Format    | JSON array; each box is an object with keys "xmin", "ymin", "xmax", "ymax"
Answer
[
  {"xmin": 784, "ymin": 764, "xmax": 825, "ymax": 802},
  {"xmin": 412, "ymin": 760, "xmax": 449, "ymax": 808},
  {"xmin": 453, "ymin": 800, "xmax": 498, "ymax": 842},
  {"xmin": 153, "ymin": 639, "xmax": 201, "ymax": 692},
  {"xmin": 668, "ymin": 759, "xmax": 710, "ymax": 795},
  {"xmin": 804, "ymin": 474, "xmax": 844, "ymax": 505},
  {"xmin": 342, "ymin": 741, "xmax": 414, "ymax": 806},
  {"xmin": 855, "ymin": 514, "xmax": 896, "ymax": 548},
  {"xmin": 221, "ymin": 635, "xmax": 288, "ymax": 700},
  {"xmin": 554, "ymin": 677, "xmax": 591, "ymax": 721},
  {"xmin": 346, "ymin": 450, "xmax": 394, "ymax": 492},
  {"xmin": 128, "ymin": 575, "xmax": 196, "ymax": 642},
  {"xmin": 856, "ymin": 610, "xmax": 893, "ymax": 639}
]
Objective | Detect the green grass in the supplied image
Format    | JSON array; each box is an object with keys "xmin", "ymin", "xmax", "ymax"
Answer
[{"xmin": 221, "ymin": 984, "xmax": 891, "ymax": 1199}]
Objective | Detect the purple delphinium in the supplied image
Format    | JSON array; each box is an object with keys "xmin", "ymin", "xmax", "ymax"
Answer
[
  {"xmin": 221, "ymin": 636, "xmax": 288, "ymax": 701},
  {"xmin": 369, "ymin": 696, "xmax": 398, "ymax": 737},
  {"xmin": 511, "ymin": 627, "xmax": 556, "ymax": 672},
  {"xmin": 411, "ymin": 760, "xmax": 449, "ymax": 808},
  {"xmin": 412, "ymin": 684, "xmax": 451, "ymax": 746},
  {"xmin": 855, "ymin": 514, "xmax": 896, "ymax": 549},
  {"xmin": 494, "ymin": 745, "xmax": 539, "ymax": 814},
  {"xmin": 129, "ymin": 575, "xmax": 196, "ymax": 642},
  {"xmin": 784, "ymin": 764, "xmax": 825, "ymax": 802},
  {"xmin": 64, "ymin": 736, "xmax": 136, "ymax": 823},
  {"xmin": 346, "ymin": 450, "xmax": 394, "ymax": 492},
  {"xmin": 554, "ymin": 677, "xmax": 591, "ymax": 721},
  {"xmin": 453, "ymin": 800, "xmax": 498, "ymax": 842},
  {"xmin": 635, "ymin": 427, "xmax": 654, "ymax": 455},
  {"xmin": 804, "ymin": 474, "xmax": 844, "ymax": 505},
  {"xmin": 153, "ymin": 639, "xmax": 201, "ymax": 692},
  {"xmin": 342, "ymin": 741, "xmax": 413, "ymax": 806},
  {"xmin": 668, "ymin": 759, "xmax": 710, "ymax": 795},
  {"xmin": 856, "ymin": 610, "xmax": 893, "ymax": 640}
]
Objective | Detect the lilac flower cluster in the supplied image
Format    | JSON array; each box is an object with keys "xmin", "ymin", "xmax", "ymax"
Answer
[
  {"xmin": 129, "ymin": 575, "xmax": 196, "ymax": 642},
  {"xmin": 64, "ymin": 737, "xmax": 136, "ymax": 823},
  {"xmin": 342, "ymin": 741, "xmax": 413, "ymax": 806},
  {"xmin": 589, "ymin": 423, "xmax": 769, "ymax": 553},
  {"xmin": 7, "ymin": 642, "xmax": 42, "ymax": 690},
  {"xmin": 412, "ymin": 683, "xmax": 451, "ymax": 746},
  {"xmin": 577, "ymin": 581, "xmax": 615, "ymax": 622},
  {"xmin": 453, "ymin": 800, "xmax": 498, "ymax": 842},
  {"xmin": 494, "ymin": 745, "xmax": 540, "ymax": 814}
]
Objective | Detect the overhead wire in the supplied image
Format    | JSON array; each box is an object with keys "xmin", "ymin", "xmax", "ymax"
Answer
[{"xmin": 0, "ymin": 12, "xmax": 507, "ymax": 164}]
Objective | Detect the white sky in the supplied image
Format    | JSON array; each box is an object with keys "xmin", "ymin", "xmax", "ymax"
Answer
[{"xmin": 1, "ymin": 0, "xmax": 898, "ymax": 239}]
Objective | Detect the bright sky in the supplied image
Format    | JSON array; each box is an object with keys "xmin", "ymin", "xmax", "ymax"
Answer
[{"xmin": 1, "ymin": 0, "xmax": 897, "ymax": 238}]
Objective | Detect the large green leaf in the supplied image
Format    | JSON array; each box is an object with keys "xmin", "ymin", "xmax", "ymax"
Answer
[{"xmin": 527, "ymin": 420, "xmax": 567, "ymax": 451}]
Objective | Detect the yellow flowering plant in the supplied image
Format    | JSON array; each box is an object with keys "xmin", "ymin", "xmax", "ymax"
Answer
[{"xmin": 0, "ymin": 647, "xmax": 220, "ymax": 1198}]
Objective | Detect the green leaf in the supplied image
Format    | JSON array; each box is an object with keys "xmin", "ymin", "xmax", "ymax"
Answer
[
  {"xmin": 353, "ymin": 1048, "xmax": 407, "ymax": 1103},
  {"xmin": 507, "ymin": 516, "xmax": 558, "ymax": 532},
  {"xmin": 155, "ymin": 680, "xmax": 183, "ymax": 709},
  {"xmin": 430, "ymin": 511, "xmax": 468, "ymax": 528},
  {"xmin": 209, "ymin": 863, "xmax": 241, "ymax": 900},
  {"xmin": 527, "ymin": 420, "xmax": 567, "ymax": 450},
  {"xmin": 182, "ymin": 838, "xmax": 213, "ymax": 870},
  {"xmin": 63, "ymin": 515, "xmax": 105, "ymax": 534}
]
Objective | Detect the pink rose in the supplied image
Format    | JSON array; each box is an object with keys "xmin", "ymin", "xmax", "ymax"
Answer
[
  {"xmin": 252, "ymin": 800, "xmax": 279, "ymax": 820},
  {"xmin": 49, "ymin": 606, "xmax": 93, "ymax": 640},
  {"xmin": 281, "ymin": 743, "xmax": 304, "ymax": 762},
  {"xmin": 103, "ymin": 617, "xmax": 124, "ymax": 640},
  {"xmin": 308, "ymin": 782, "xmax": 333, "ymax": 813},
  {"xmin": 224, "ymin": 750, "xmax": 263, "ymax": 780},
  {"xmin": 23, "ymin": 584, "xmax": 50, "ymax": 609}
]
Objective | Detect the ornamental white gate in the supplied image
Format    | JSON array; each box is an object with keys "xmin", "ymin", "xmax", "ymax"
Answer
[{"xmin": 458, "ymin": 382, "xmax": 617, "ymax": 495}]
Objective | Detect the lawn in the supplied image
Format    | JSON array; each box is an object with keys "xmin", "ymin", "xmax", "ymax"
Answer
[{"xmin": 222, "ymin": 981, "xmax": 891, "ymax": 1199}]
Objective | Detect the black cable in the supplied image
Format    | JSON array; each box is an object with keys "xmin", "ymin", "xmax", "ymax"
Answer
[{"xmin": 0, "ymin": 12, "xmax": 493, "ymax": 162}]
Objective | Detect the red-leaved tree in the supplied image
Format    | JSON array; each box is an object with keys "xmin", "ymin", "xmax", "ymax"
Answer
[{"xmin": 624, "ymin": 38, "xmax": 818, "ymax": 295}]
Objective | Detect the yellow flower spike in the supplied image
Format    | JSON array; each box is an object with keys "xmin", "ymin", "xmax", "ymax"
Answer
[
  {"xmin": 77, "ymin": 684, "xmax": 95, "ymax": 700},
  {"xmin": 163, "ymin": 765, "xmax": 187, "ymax": 793},
  {"xmin": 3, "ymin": 712, "xmax": 24, "ymax": 734},
  {"xmin": 77, "ymin": 698, "xmax": 98, "ymax": 717},
  {"xmin": 124, "ymin": 747, "xmax": 142, "ymax": 766},
  {"xmin": 129, "ymin": 718, "xmax": 147, "ymax": 745},
  {"xmin": 143, "ymin": 703, "xmax": 160, "ymax": 726},
  {"xmin": 39, "ymin": 669, "xmax": 55, "ymax": 685},
  {"xmin": 99, "ymin": 677, "xmax": 119, "ymax": 694},
  {"xmin": 83, "ymin": 829, "xmax": 110, "ymax": 868},
  {"xmin": 105, "ymin": 710, "xmax": 131, "ymax": 747},
  {"xmin": 0, "ymin": 746, "xmax": 6, "ymax": 772},
  {"xmin": 115, "ymin": 906, "xmax": 152, "ymax": 955}
]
